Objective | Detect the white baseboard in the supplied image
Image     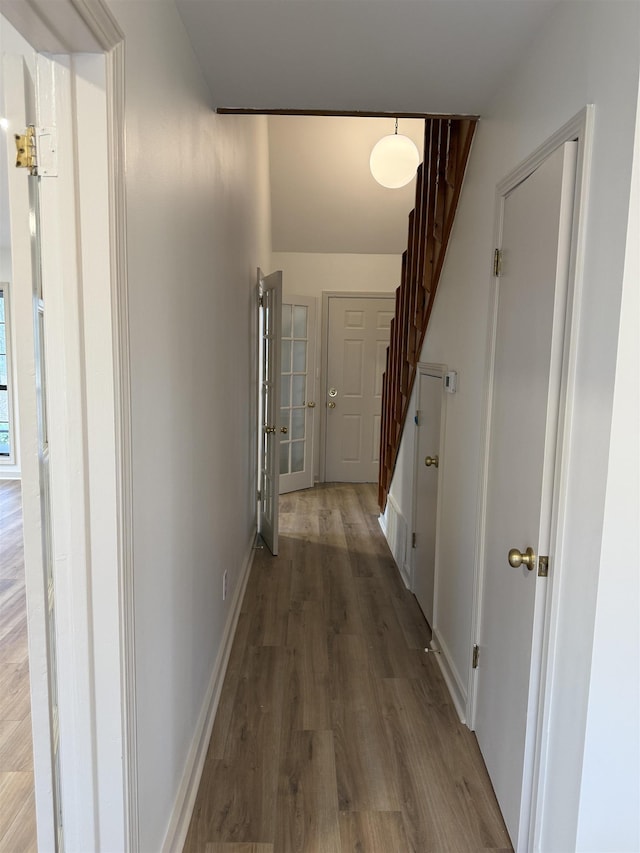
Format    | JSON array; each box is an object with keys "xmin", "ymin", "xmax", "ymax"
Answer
[
  {"xmin": 431, "ymin": 628, "xmax": 468, "ymax": 724},
  {"xmin": 161, "ymin": 528, "xmax": 257, "ymax": 853}
]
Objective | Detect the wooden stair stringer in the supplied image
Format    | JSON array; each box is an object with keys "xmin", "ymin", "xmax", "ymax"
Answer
[{"xmin": 379, "ymin": 117, "xmax": 477, "ymax": 511}]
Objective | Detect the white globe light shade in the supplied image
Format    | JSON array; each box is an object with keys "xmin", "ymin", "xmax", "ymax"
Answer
[{"xmin": 370, "ymin": 133, "xmax": 420, "ymax": 188}]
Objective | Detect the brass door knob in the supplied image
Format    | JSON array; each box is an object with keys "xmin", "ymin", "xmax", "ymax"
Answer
[
  {"xmin": 307, "ymin": 401, "xmax": 316, "ymax": 408},
  {"xmin": 424, "ymin": 455, "xmax": 439, "ymax": 468},
  {"xmin": 508, "ymin": 547, "xmax": 535, "ymax": 571},
  {"xmin": 265, "ymin": 426, "xmax": 276, "ymax": 434},
  {"xmin": 280, "ymin": 426, "xmax": 288, "ymax": 434},
  {"xmin": 328, "ymin": 401, "xmax": 336, "ymax": 409}
]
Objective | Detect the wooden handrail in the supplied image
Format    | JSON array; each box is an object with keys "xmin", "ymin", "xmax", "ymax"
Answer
[{"xmin": 379, "ymin": 118, "xmax": 477, "ymax": 510}]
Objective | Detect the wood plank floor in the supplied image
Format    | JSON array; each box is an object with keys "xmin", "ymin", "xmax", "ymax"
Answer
[
  {"xmin": 0, "ymin": 480, "xmax": 37, "ymax": 853},
  {"xmin": 184, "ymin": 484, "xmax": 511, "ymax": 853}
]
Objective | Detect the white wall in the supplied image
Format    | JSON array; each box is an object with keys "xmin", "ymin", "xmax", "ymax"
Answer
[
  {"xmin": 272, "ymin": 251, "xmax": 401, "ymax": 298},
  {"xmin": 386, "ymin": 2, "xmax": 640, "ymax": 849},
  {"xmin": 108, "ymin": 3, "xmax": 271, "ymax": 849},
  {"xmin": 0, "ymin": 247, "xmax": 10, "ymax": 279},
  {"xmin": 272, "ymin": 251, "xmax": 400, "ymax": 480}
]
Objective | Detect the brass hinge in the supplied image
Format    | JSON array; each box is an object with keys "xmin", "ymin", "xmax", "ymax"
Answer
[
  {"xmin": 258, "ymin": 294, "xmax": 263, "ymax": 307},
  {"xmin": 538, "ymin": 555, "xmax": 549, "ymax": 577},
  {"xmin": 15, "ymin": 126, "xmax": 37, "ymax": 173},
  {"xmin": 412, "ymin": 532, "xmax": 416, "ymax": 549},
  {"xmin": 472, "ymin": 644, "xmax": 480, "ymax": 669},
  {"xmin": 493, "ymin": 248, "xmax": 503, "ymax": 277},
  {"xmin": 15, "ymin": 125, "xmax": 58, "ymax": 177}
]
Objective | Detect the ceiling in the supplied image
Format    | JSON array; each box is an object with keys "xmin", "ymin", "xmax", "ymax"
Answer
[
  {"xmin": 2, "ymin": 1, "xmax": 561, "ymax": 256},
  {"xmin": 268, "ymin": 115, "xmax": 425, "ymax": 254},
  {"xmin": 177, "ymin": 0, "xmax": 559, "ymax": 255},
  {"xmin": 176, "ymin": 0, "xmax": 559, "ymax": 114}
]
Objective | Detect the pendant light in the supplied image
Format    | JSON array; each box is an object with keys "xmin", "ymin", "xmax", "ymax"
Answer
[{"xmin": 370, "ymin": 118, "xmax": 420, "ymax": 189}]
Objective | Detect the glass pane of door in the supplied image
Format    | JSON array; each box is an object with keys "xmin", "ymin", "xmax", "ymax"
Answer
[{"xmin": 280, "ymin": 299, "xmax": 310, "ymax": 486}]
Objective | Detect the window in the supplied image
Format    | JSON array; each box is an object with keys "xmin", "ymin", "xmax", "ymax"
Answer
[{"xmin": 0, "ymin": 285, "xmax": 14, "ymax": 460}]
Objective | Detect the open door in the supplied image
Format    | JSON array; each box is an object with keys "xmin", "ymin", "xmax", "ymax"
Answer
[
  {"xmin": 4, "ymin": 53, "xmax": 60, "ymax": 849},
  {"xmin": 257, "ymin": 269, "xmax": 282, "ymax": 555}
]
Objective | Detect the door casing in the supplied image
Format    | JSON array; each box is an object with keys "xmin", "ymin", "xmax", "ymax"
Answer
[{"xmin": 469, "ymin": 107, "xmax": 594, "ymax": 851}]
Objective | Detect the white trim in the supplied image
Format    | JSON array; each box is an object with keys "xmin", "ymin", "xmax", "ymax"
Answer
[
  {"xmin": 430, "ymin": 628, "xmax": 467, "ymax": 724},
  {"xmin": 530, "ymin": 106, "xmax": 594, "ymax": 853},
  {"xmin": 37, "ymin": 51, "xmax": 100, "ymax": 849},
  {"xmin": 161, "ymin": 531, "xmax": 257, "ymax": 853},
  {"xmin": 468, "ymin": 107, "xmax": 594, "ymax": 851},
  {"xmin": 319, "ymin": 290, "xmax": 395, "ymax": 482},
  {"xmin": 103, "ymin": 36, "xmax": 139, "ymax": 853}
]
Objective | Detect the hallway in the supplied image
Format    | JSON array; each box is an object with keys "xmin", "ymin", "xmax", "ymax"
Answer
[{"xmin": 184, "ymin": 484, "xmax": 511, "ymax": 852}]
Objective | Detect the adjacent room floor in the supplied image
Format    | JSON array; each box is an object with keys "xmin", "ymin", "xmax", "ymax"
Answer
[
  {"xmin": 0, "ymin": 480, "xmax": 37, "ymax": 852},
  {"xmin": 184, "ymin": 483, "xmax": 511, "ymax": 852}
]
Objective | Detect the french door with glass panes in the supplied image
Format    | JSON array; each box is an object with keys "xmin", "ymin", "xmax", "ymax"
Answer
[{"xmin": 280, "ymin": 296, "xmax": 316, "ymax": 493}]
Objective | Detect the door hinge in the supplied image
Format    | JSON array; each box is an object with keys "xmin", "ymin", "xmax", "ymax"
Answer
[
  {"xmin": 538, "ymin": 555, "xmax": 549, "ymax": 577},
  {"xmin": 414, "ymin": 411, "xmax": 420, "ymax": 426},
  {"xmin": 493, "ymin": 248, "xmax": 503, "ymax": 277},
  {"xmin": 412, "ymin": 532, "xmax": 416, "ymax": 549},
  {"xmin": 472, "ymin": 644, "xmax": 480, "ymax": 669},
  {"xmin": 258, "ymin": 293, "xmax": 264, "ymax": 307},
  {"xmin": 15, "ymin": 125, "xmax": 58, "ymax": 177},
  {"xmin": 257, "ymin": 489, "xmax": 262, "ymax": 501}
]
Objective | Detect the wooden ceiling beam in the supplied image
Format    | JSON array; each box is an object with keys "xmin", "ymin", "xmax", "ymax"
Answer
[{"xmin": 216, "ymin": 107, "xmax": 480, "ymax": 121}]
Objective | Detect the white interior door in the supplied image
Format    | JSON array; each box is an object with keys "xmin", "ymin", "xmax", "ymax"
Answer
[
  {"xmin": 474, "ymin": 142, "xmax": 577, "ymax": 850},
  {"xmin": 258, "ymin": 269, "xmax": 282, "ymax": 555},
  {"xmin": 4, "ymin": 53, "xmax": 60, "ymax": 850},
  {"xmin": 413, "ymin": 369, "xmax": 443, "ymax": 627},
  {"xmin": 279, "ymin": 295, "xmax": 316, "ymax": 494},
  {"xmin": 325, "ymin": 295, "xmax": 394, "ymax": 483}
]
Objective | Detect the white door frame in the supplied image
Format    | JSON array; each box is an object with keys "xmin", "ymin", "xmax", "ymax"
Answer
[
  {"xmin": 469, "ymin": 107, "xmax": 594, "ymax": 851},
  {"xmin": 2, "ymin": 1, "xmax": 135, "ymax": 849},
  {"xmin": 319, "ymin": 290, "xmax": 394, "ymax": 482}
]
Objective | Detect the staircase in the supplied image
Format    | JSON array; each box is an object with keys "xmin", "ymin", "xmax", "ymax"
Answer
[{"xmin": 379, "ymin": 117, "xmax": 477, "ymax": 510}]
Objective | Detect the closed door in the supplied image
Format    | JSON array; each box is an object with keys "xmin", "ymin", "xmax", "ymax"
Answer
[
  {"xmin": 325, "ymin": 295, "xmax": 394, "ymax": 482},
  {"xmin": 475, "ymin": 142, "xmax": 577, "ymax": 850},
  {"xmin": 413, "ymin": 370, "xmax": 443, "ymax": 627},
  {"xmin": 279, "ymin": 296, "xmax": 316, "ymax": 494},
  {"xmin": 258, "ymin": 269, "xmax": 282, "ymax": 555}
]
